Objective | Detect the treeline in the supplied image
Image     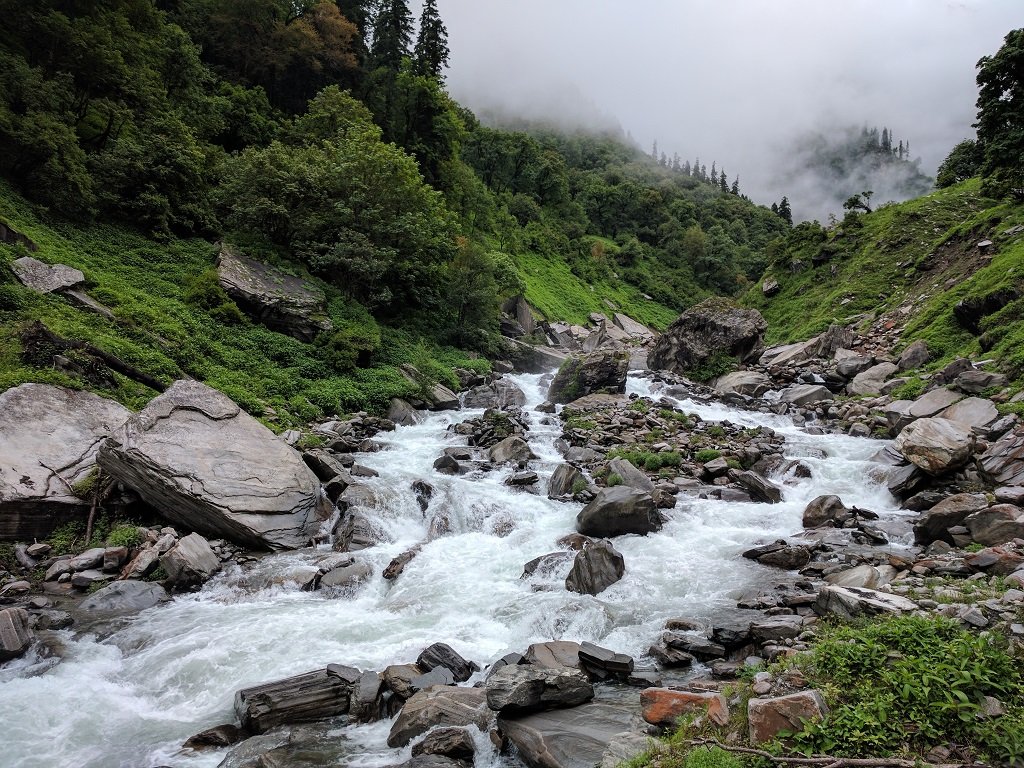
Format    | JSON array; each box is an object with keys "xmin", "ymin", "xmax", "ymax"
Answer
[{"xmin": 0, "ymin": 0, "xmax": 788, "ymax": 352}]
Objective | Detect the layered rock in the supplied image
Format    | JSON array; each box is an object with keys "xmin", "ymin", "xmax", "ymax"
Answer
[
  {"xmin": 98, "ymin": 380, "xmax": 326, "ymax": 550},
  {"xmin": 564, "ymin": 540, "xmax": 625, "ymax": 595},
  {"xmin": 649, "ymin": 299, "xmax": 766, "ymax": 375},
  {"xmin": 0, "ymin": 384, "xmax": 131, "ymax": 540},
  {"xmin": 894, "ymin": 417, "xmax": 974, "ymax": 475},
  {"xmin": 548, "ymin": 349, "xmax": 629, "ymax": 404},
  {"xmin": 576, "ymin": 487, "xmax": 661, "ymax": 537}
]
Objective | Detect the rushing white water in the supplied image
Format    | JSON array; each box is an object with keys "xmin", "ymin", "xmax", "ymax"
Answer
[{"xmin": 0, "ymin": 372, "xmax": 906, "ymax": 768}]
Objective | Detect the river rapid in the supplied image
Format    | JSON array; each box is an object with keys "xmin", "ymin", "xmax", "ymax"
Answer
[{"xmin": 0, "ymin": 371, "xmax": 907, "ymax": 768}]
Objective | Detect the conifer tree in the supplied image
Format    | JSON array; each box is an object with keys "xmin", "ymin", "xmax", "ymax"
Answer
[
  {"xmin": 719, "ymin": 170, "xmax": 729, "ymax": 193},
  {"xmin": 731, "ymin": 176, "xmax": 740, "ymax": 195},
  {"xmin": 652, "ymin": 140, "xmax": 659, "ymax": 160},
  {"xmin": 777, "ymin": 196, "xmax": 793, "ymax": 225},
  {"xmin": 683, "ymin": 160, "xmax": 691, "ymax": 176},
  {"xmin": 671, "ymin": 153, "xmax": 680, "ymax": 171},
  {"xmin": 370, "ymin": 0, "xmax": 413, "ymax": 71},
  {"xmin": 413, "ymin": 0, "xmax": 449, "ymax": 79},
  {"xmin": 710, "ymin": 162, "xmax": 718, "ymax": 185}
]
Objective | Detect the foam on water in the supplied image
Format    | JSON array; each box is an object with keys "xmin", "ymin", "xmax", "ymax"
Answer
[{"xmin": 0, "ymin": 372, "xmax": 904, "ymax": 767}]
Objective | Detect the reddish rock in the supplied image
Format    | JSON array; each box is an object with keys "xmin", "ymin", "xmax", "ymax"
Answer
[
  {"xmin": 748, "ymin": 690, "xmax": 829, "ymax": 744},
  {"xmin": 640, "ymin": 688, "xmax": 729, "ymax": 727},
  {"xmin": 965, "ymin": 547, "xmax": 1024, "ymax": 576}
]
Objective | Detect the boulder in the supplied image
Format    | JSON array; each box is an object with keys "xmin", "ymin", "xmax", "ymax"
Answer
[
  {"xmin": 847, "ymin": 362, "xmax": 898, "ymax": 396},
  {"xmin": 11, "ymin": 256, "xmax": 84, "ymax": 294},
  {"xmin": 548, "ymin": 349, "xmax": 629, "ymax": 404},
  {"xmin": 748, "ymin": 691, "xmax": 828, "ymax": 744},
  {"xmin": 411, "ymin": 726, "xmax": 477, "ymax": 763},
  {"xmin": 907, "ymin": 388, "xmax": 963, "ymax": 419},
  {"xmin": 489, "ymin": 436, "xmax": 537, "ymax": 465},
  {"xmin": 649, "ymin": 299, "xmax": 766, "ymax": 375},
  {"xmin": 743, "ymin": 541, "xmax": 811, "ymax": 570},
  {"xmin": 759, "ymin": 340, "xmax": 816, "ymax": 367},
  {"xmin": 182, "ymin": 724, "xmax": 244, "ymax": 751},
  {"xmin": 548, "ymin": 464, "xmax": 584, "ymax": 499},
  {"xmin": 417, "ymin": 643, "xmax": 478, "ymax": 684},
  {"xmin": 956, "ymin": 370, "xmax": 1008, "ymax": 394},
  {"xmin": 734, "ymin": 471, "xmax": 783, "ymax": 503},
  {"xmin": 612, "ymin": 313, "xmax": 653, "ymax": 339},
  {"xmin": 802, "ymin": 495, "xmax": 851, "ymax": 528},
  {"xmin": 965, "ymin": 505, "xmax": 1024, "ymax": 546},
  {"xmin": 835, "ymin": 353, "xmax": 875, "ymax": 378},
  {"xmin": 485, "ymin": 665, "xmax": 593, "ymax": 714},
  {"xmin": 779, "ymin": 384, "xmax": 833, "ymax": 407},
  {"xmin": 0, "ymin": 384, "xmax": 131, "ymax": 541},
  {"xmin": 641, "ymin": 688, "xmax": 729, "ymax": 727},
  {"xmin": 762, "ymin": 278, "xmax": 780, "ymax": 297},
  {"xmin": 939, "ymin": 397, "xmax": 999, "ymax": 434},
  {"xmin": 813, "ymin": 586, "xmax": 918, "ymax": 619},
  {"xmin": 98, "ymin": 380, "xmax": 326, "ymax": 550},
  {"xmin": 712, "ymin": 371, "xmax": 772, "ymax": 398},
  {"xmin": 565, "ymin": 540, "xmax": 625, "ymax": 595},
  {"xmin": 524, "ymin": 641, "xmax": 582, "ymax": 670},
  {"xmin": 607, "ymin": 458, "xmax": 655, "ymax": 493},
  {"xmin": 387, "ymin": 398, "xmax": 420, "ymax": 427},
  {"xmin": 497, "ymin": 700, "xmax": 640, "ymax": 768},
  {"xmin": 216, "ymin": 244, "xmax": 330, "ymax": 341},
  {"xmin": 750, "ymin": 614, "xmax": 806, "ymax": 642},
  {"xmin": 235, "ymin": 666, "xmax": 357, "ymax": 734},
  {"xmin": 577, "ymin": 642, "xmax": 634, "ymax": 677},
  {"xmin": 981, "ymin": 427, "xmax": 1024, "ymax": 487},
  {"xmin": 897, "ymin": 340, "xmax": 930, "ymax": 371},
  {"xmin": 318, "ymin": 558, "xmax": 372, "ymax": 590},
  {"xmin": 387, "ymin": 686, "xmax": 491, "ymax": 747},
  {"xmin": 0, "ymin": 607, "xmax": 33, "ymax": 662},
  {"xmin": 78, "ymin": 580, "xmax": 168, "ymax": 615},
  {"xmin": 913, "ymin": 493, "xmax": 988, "ymax": 545},
  {"xmin": 463, "ymin": 378, "xmax": 527, "ymax": 409},
  {"xmin": 399, "ymin": 365, "xmax": 460, "ymax": 411},
  {"xmin": 894, "ymin": 417, "xmax": 974, "ymax": 475},
  {"xmin": 576, "ymin": 487, "xmax": 661, "ymax": 537},
  {"xmin": 159, "ymin": 532, "xmax": 222, "ymax": 590}
]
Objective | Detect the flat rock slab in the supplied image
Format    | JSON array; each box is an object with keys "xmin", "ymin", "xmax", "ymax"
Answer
[
  {"xmin": 11, "ymin": 256, "xmax": 83, "ymax": 294},
  {"xmin": 748, "ymin": 690, "xmax": 828, "ymax": 744},
  {"xmin": 98, "ymin": 380, "xmax": 325, "ymax": 550},
  {"xmin": 78, "ymin": 580, "xmax": 169, "ymax": 615},
  {"xmin": 388, "ymin": 686, "xmax": 491, "ymax": 747},
  {"xmin": 0, "ymin": 384, "xmax": 131, "ymax": 540},
  {"xmin": 498, "ymin": 699, "xmax": 641, "ymax": 768}
]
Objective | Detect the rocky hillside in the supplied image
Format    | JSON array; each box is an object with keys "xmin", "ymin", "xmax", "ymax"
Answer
[{"xmin": 744, "ymin": 179, "xmax": 1024, "ymax": 383}]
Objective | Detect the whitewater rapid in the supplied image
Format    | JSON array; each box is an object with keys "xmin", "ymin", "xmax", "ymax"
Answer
[{"xmin": 0, "ymin": 372, "xmax": 905, "ymax": 768}]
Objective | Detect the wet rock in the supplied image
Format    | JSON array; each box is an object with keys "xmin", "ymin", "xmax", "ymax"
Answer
[
  {"xmin": 894, "ymin": 417, "xmax": 974, "ymax": 475},
  {"xmin": 383, "ymin": 664, "xmax": 424, "ymax": 700},
  {"xmin": 712, "ymin": 371, "xmax": 772, "ymax": 398},
  {"xmin": 641, "ymin": 688, "xmax": 729, "ymax": 727},
  {"xmin": 464, "ymin": 379, "xmax": 527, "ymax": 409},
  {"xmin": 913, "ymin": 493, "xmax": 988, "ymax": 545},
  {"xmin": 780, "ymin": 384, "xmax": 833, "ymax": 407},
  {"xmin": 565, "ymin": 540, "xmax": 625, "ymax": 595},
  {"xmin": 433, "ymin": 455, "xmax": 464, "ymax": 475},
  {"xmin": 383, "ymin": 547, "xmax": 422, "ymax": 581},
  {"xmin": 99, "ymin": 381, "xmax": 326, "ymax": 550},
  {"xmin": 649, "ymin": 299, "xmax": 766, "ymax": 375},
  {"xmin": 548, "ymin": 464, "xmax": 585, "ymax": 499},
  {"xmin": 577, "ymin": 642, "xmax": 634, "ymax": 678},
  {"xmin": 121, "ymin": 546, "xmax": 160, "ymax": 580},
  {"xmin": 524, "ymin": 641, "xmax": 582, "ymax": 670},
  {"xmin": 734, "ymin": 471, "xmax": 783, "ymax": 503},
  {"xmin": 318, "ymin": 558, "xmax": 372, "ymax": 590},
  {"xmin": 387, "ymin": 397, "xmax": 420, "ymax": 426},
  {"xmin": 0, "ymin": 607, "xmax": 34, "ymax": 661},
  {"xmin": 489, "ymin": 436, "xmax": 536, "ymax": 465},
  {"xmin": 743, "ymin": 541, "xmax": 811, "ymax": 570},
  {"xmin": 182, "ymin": 723, "xmax": 244, "ymax": 750},
  {"xmin": 748, "ymin": 691, "xmax": 828, "ymax": 744},
  {"xmin": 350, "ymin": 670, "xmax": 384, "ymax": 723},
  {"xmin": 411, "ymin": 726, "xmax": 476, "ymax": 764},
  {"xmin": 802, "ymin": 495, "xmax": 851, "ymax": 528},
  {"xmin": 576, "ymin": 487, "xmax": 661, "ymax": 537},
  {"xmin": 387, "ymin": 686, "xmax": 491, "ymax": 747},
  {"xmin": 69, "ymin": 547, "xmax": 106, "ymax": 571},
  {"xmin": 485, "ymin": 665, "xmax": 593, "ymax": 714},
  {"xmin": 658, "ymin": 631, "xmax": 725, "ymax": 661},
  {"xmin": 548, "ymin": 349, "xmax": 629, "ymax": 404},
  {"xmin": 160, "ymin": 533, "xmax": 222, "ymax": 590},
  {"xmin": 506, "ymin": 470, "xmax": 539, "ymax": 487},
  {"xmin": 813, "ymin": 586, "xmax": 918, "ymax": 619},
  {"xmin": 606, "ymin": 458, "xmax": 655, "ymax": 493},
  {"xmin": 417, "ymin": 643, "xmax": 478, "ymax": 683},
  {"xmin": 78, "ymin": 580, "xmax": 168, "ymax": 615}
]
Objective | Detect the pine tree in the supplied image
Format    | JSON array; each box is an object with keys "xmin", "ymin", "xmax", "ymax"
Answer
[
  {"xmin": 682, "ymin": 160, "xmax": 691, "ymax": 176},
  {"xmin": 731, "ymin": 176, "xmax": 740, "ymax": 195},
  {"xmin": 413, "ymin": 0, "xmax": 449, "ymax": 79},
  {"xmin": 652, "ymin": 140, "xmax": 659, "ymax": 160},
  {"xmin": 671, "ymin": 153, "xmax": 680, "ymax": 171},
  {"xmin": 370, "ymin": 0, "xmax": 413, "ymax": 71},
  {"xmin": 898, "ymin": 139, "xmax": 904, "ymax": 160},
  {"xmin": 777, "ymin": 196, "xmax": 793, "ymax": 225},
  {"xmin": 693, "ymin": 157, "xmax": 700, "ymax": 177},
  {"xmin": 881, "ymin": 127, "xmax": 891, "ymax": 153},
  {"xmin": 710, "ymin": 162, "xmax": 717, "ymax": 185},
  {"xmin": 700, "ymin": 164, "xmax": 707, "ymax": 182},
  {"xmin": 660, "ymin": 151, "xmax": 668, "ymax": 167},
  {"xmin": 771, "ymin": 202, "xmax": 779, "ymax": 215},
  {"xmin": 719, "ymin": 170, "xmax": 729, "ymax": 193}
]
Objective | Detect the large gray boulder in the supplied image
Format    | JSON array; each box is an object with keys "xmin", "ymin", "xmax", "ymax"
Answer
[
  {"xmin": 813, "ymin": 586, "xmax": 918, "ymax": 619},
  {"xmin": 649, "ymin": 299, "xmax": 766, "ymax": 375},
  {"xmin": 894, "ymin": 417, "xmax": 974, "ymax": 475},
  {"xmin": 779, "ymin": 384, "xmax": 833, "ymax": 407},
  {"xmin": 98, "ymin": 380, "xmax": 327, "ymax": 550},
  {"xmin": 489, "ymin": 436, "xmax": 536, "ymax": 465},
  {"xmin": 576, "ymin": 487, "xmax": 661, "ymax": 537},
  {"xmin": 548, "ymin": 464, "xmax": 584, "ymax": 499},
  {"xmin": 712, "ymin": 371, "xmax": 772, "ymax": 398},
  {"xmin": 980, "ymin": 426, "xmax": 1024, "ymax": 487},
  {"xmin": 12, "ymin": 256, "xmax": 84, "ymax": 294},
  {"xmin": 548, "ymin": 349, "xmax": 629, "ymax": 404},
  {"xmin": 217, "ymin": 244, "xmax": 331, "ymax": 341},
  {"xmin": 78, "ymin": 580, "xmax": 169, "ymax": 616},
  {"xmin": 913, "ymin": 493, "xmax": 988, "ymax": 545},
  {"xmin": 0, "ymin": 607, "xmax": 34, "ymax": 662},
  {"xmin": 965, "ymin": 504, "xmax": 1024, "ymax": 546},
  {"xmin": 0, "ymin": 384, "xmax": 131, "ymax": 540},
  {"xmin": 485, "ymin": 665, "xmax": 593, "ymax": 715},
  {"xmin": 847, "ymin": 362, "xmax": 898, "ymax": 396},
  {"xmin": 565, "ymin": 540, "xmax": 625, "ymax": 595},
  {"xmin": 387, "ymin": 686, "xmax": 491, "ymax": 747},
  {"xmin": 606, "ymin": 458, "xmax": 654, "ymax": 493},
  {"xmin": 463, "ymin": 378, "xmax": 527, "ymax": 409},
  {"xmin": 161, "ymin": 532, "xmax": 222, "ymax": 590},
  {"xmin": 939, "ymin": 397, "xmax": 999, "ymax": 434}
]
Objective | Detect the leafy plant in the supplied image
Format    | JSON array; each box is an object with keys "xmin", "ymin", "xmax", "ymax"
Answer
[{"xmin": 694, "ymin": 449, "xmax": 721, "ymax": 463}]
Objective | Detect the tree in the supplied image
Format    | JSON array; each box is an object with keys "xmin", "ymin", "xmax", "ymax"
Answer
[
  {"xmin": 369, "ymin": 0, "xmax": 412, "ymax": 71},
  {"xmin": 413, "ymin": 0, "xmax": 449, "ymax": 79},
  {"xmin": 719, "ymin": 169, "xmax": 729, "ymax": 193},
  {"xmin": 776, "ymin": 196, "xmax": 793, "ymax": 224},
  {"xmin": 975, "ymin": 28, "xmax": 1024, "ymax": 198},
  {"xmin": 936, "ymin": 139, "xmax": 984, "ymax": 188},
  {"xmin": 842, "ymin": 190, "xmax": 873, "ymax": 214},
  {"xmin": 731, "ymin": 176, "xmax": 740, "ymax": 195}
]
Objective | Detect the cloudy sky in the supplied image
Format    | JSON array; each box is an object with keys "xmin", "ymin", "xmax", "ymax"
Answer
[{"xmin": 424, "ymin": 0, "xmax": 1020, "ymax": 220}]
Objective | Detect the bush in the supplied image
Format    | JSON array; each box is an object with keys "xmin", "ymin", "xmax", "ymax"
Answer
[
  {"xmin": 606, "ymin": 472, "xmax": 623, "ymax": 487},
  {"xmin": 107, "ymin": 523, "xmax": 142, "ymax": 550},
  {"xmin": 694, "ymin": 449, "xmax": 721, "ymax": 463}
]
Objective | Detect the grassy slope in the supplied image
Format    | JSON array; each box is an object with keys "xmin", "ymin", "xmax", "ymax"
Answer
[
  {"xmin": 0, "ymin": 181, "xmax": 486, "ymax": 425},
  {"xmin": 743, "ymin": 179, "xmax": 1024, "ymax": 380}
]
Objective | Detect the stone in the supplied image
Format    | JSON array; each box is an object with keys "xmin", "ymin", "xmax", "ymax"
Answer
[
  {"xmin": 548, "ymin": 464, "xmax": 585, "ymax": 499},
  {"xmin": 69, "ymin": 547, "xmax": 106, "ymax": 571},
  {"xmin": 387, "ymin": 398, "xmax": 420, "ymax": 427},
  {"xmin": 524, "ymin": 641, "xmax": 582, "ymax": 670},
  {"xmin": 813, "ymin": 586, "xmax": 918, "ymax": 619},
  {"xmin": 712, "ymin": 371, "xmax": 772, "ymax": 398},
  {"xmin": 847, "ymin": 362, "xmax": 898, "ymax": 396},
  {"xmin": 383, "ymin": 664, "xmax": 425, "ymax": 700},
  {"xmin": 160, "ymin": 533, "xmax": 222, "ymax": 590},
  {"xmin": 182, "ymin": 724, "xmax": 244, "ymax": 750},
  {"xmin": 607, "ymin": 458, "xmax": 655, "ymax": 493},
  {"xmin": 965, "ymin": 505, "xmax": 1024, "ymax": 546},
  {"xmin": 463, "ymin": 379, "xmax": 527, "ymax": 409},
  {"xmin": 835, "ymin": 353, "xmax": 875, "ymax": 378},
  {"xmin": 612, "ymin": 313, "xmax": 653, "ymax": 339},
  {"xmin": 78, "ymin": 580, "xmax": 168, "ymax": 615},
  {"xmin": 734, "ymin": 471, "xmax": 783, "ymax": 503},
  {"xmin": 939, "ymin": 397, "xmax": 999, "ymax": 433},
  {"xmin": 965, "ymin": 547, "xmax": 1024, "ymax": 576},
  {"xmin": 216, "ymin": 244, "xmax": 330, "ymax": 341},
  {"xmin": 779, "ymin": 384, "xmax": 833, "ymax": 407},
  {"xmin": 417, "ymin": 643, "xmax": 477, "ymax": 683},
  {"xmin": 748, "ymin": 691, "xmax": 829, "ymax": 744},
  {"xmin": 319, "ymin": 558, "xmax": 372, "ymax": 589},
  {"xmin": 894, "ymin": 417, "xmax": 974, "ymax": 475},
  {"xmin": 641, "ymin": 688, "xmax": 729, "ymax": 727},
  {"xmin": 908, "ymin": 388, "xmax": 964, "ymax": 419},
  {"xmin": 489, "ymin": 436, "xmax": 537, "ymax": 465},
  {"xmin": 659, "ymin": 631, "xmax": 725, "ymax": 660},
  {"xmin": 649, "ymin": 299, "xmax": 766, "ymax": 375},
  {"xmin": 825, "ymin": 564, "xmax": 885, "ymax": 590},
  {"xmin": 548, "ymin": 349, "xmax": 629, "ymax": 404},
  {"xmin": 411, "ymin": 726, "xmax": 476, "ymax": 763},
  {"xmin": 759, "ymin": 340, "xmax": 817, "ymax": 367},
  {"xmin": 234, "ymin": 667, "xmax": 356, "ymax": 735},
  {"xmin": 897, "ymin": 340, "xmax": 930, "ymax": 371},
  {"xmin": 387, "ymin": 686, "xmax": 491, "ymax": 747},
  {"xmin": 565, "ymin": 540, "xmax": 625, "ymax": 595},
  {"xmin": 0, "ymin": 384, "xmax": 131, "ymax": 541},
  {"xmin": 578, "ymin": 642, "xmax": 634, "ymax": 676},
  {"xmin": 98, "ymin": 380, "xmax": 326, "ymax": 550},
  {"xmin": 576, "ymin": 487, "xmax": 661, "ymax": 537},
  {"xmin": 955, "ymin": 370, "xmax": 1008, "ymax": 394},
  {"xmin": 802, "ymin": 495, "xmax": 851, "ymax": 528},
  {"xmin": 981, "ymin": 427, "xmax": 1024, "ymax": 487},
  {"xmin": 498, "ymin": 700, "xmax": 640, "ymax": 768},
  {"xmin": 485, "ymin": 665, "xmax": 594, "ymax": 714},
  {"xmin": 762, "ymin": 278, "xmax": 780, "ymax": 297},
  {"xmin": 122, "ymin": 546, "xmax": 160, "ymax": 579},
  {"xmin": 743, "ymin": 541, "xmax": 811, "ymax": 570},
  {"xmin": 750, "ymin": 615, "xmax": 805, "ymax": 642},
  {"xmin": 506, "ymin": 470, "xmax": 539, "ymax": 487},
  {"xmin": 0, "ymin": 607, "xmax": 33, "ymax": 662},
  {"xmin": 913, "ymin": 493, "xmax": 988, "ymax": 545},
  {"xmin": 11, "ymin": 256, "xmax": 84, "ymax": 294}
]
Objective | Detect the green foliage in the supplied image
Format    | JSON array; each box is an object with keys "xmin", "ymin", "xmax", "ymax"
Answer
[
  {"xmin": 49, "ymin": 521, "xmax": 85, "ymax": 556},
  {"xmin": 936, "ymin": 140, "xmax": 984, "ymax": 189},
  {"xmin": 570, "ymin": 477, "xmax": 588, "ymax": 495},
  {"xmin": 694, "ymin": 449, "xmax": 722, "ymax": 463},
  {"xmin": 183, "ymin": 268, "xmax": 244, "ymax": 325},
  {"xmin": 107, "ymin": 523, "xmax": 143, "ymax": 550},
  {"xmin": 787, "ymin": 615, "xmax": 1024, "ymax": 761},
  {"xmin": 888, "ymin": 377, "xmax": 926, "ymax": 401},
  {"xmin": 607, "ymin": 448, "xmax": 682, "ymax": 471},
  {"xmin": 975, "ymin": 28, "xmax": 1024, "ymax": 199},
  {"xmin": 0, "ymin": 543, "xmax": 16, "ymax": 572},
  {"xmin": 606, "ymin": 472, "xmax": 624, "ymax": 487},
  {"xmin": 687, "ymin": 352, "xmax": 735, "ymax": 383}
]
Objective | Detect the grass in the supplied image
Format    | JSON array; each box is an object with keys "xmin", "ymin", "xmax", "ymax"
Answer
[
  {"xmin": 607, "ymin": 447, "xmax": 682, "ymax": 471},
  {"xmin": 0, "ymin": 179, "xmax": 487, "ymax": 424}
]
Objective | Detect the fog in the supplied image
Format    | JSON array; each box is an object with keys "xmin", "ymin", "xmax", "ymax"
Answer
[{"xmin": 425, "ymin": 0, "xmax": 1020, "ymax": 221}]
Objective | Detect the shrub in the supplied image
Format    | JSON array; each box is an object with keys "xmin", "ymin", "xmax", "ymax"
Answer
[
  {"xmin": 688, "ymin": 352, "xmax": 735, "ymax": 383},
  {"xmin": 606, "ymin": 472, "xmax": 623, "ymax": 487},
  {"xmin": 107, "ymin": 523, "xmax": 142, "ymax": 550},
  {"xmin": 694, "ymin": 449, "xmax": 722, "ymax": 463}
]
